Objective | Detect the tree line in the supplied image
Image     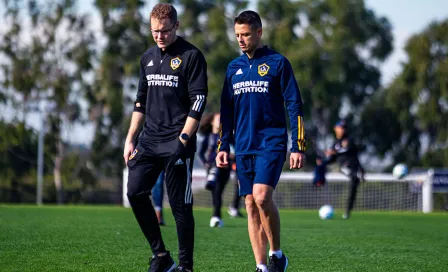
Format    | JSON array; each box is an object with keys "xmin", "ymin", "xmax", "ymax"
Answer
[{"xmin": 0, "ymin": 0, "xmax": 446, "ymax": 203}]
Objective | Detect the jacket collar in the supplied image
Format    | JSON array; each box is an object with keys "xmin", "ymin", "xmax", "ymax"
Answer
[
  {"xmin": 245, "ymin": 45, "xmax": 269, "ymax": 60},
  {"xmin": 157, "ymin": 36, "xmax": 184, "ymax": 56}
]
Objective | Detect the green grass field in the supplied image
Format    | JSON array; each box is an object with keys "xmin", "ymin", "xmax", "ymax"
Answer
[{"xmin": 1, "ymin": 205, "xmax": 447, "ymax": 272}]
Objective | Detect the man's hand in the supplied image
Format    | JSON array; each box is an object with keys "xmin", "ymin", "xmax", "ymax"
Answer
[
  {"xmin": 216, "ymin": 151, "xmax": 229, "ymax": 168},
  {"xmin": 290, "ymin": 152, "xmax": 306, "ymax": 169},
  {"xmin": 179, "ymin": 136, "xmax": 188, "ymax": 147},
  {"xmin": 325, "ymin": 149, "xmax": 336, "ymax": 156},
  {"xmin": 123, "ymin": 141, "xmax": 135, "ymax": 165},
  {"xmin": 359, "ymin": 169, "xmax": 366, "ymax": 183}
]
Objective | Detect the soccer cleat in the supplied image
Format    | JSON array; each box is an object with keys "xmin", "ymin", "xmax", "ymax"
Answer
[
  {"xmin": 174, "ymin": 266, "xmax": 192, "ymax": 272},
  {"xmin": 342, "ymin": 213, "xmax": 350, "ymax": 219},
  {"xmin": 209, "ymin": 216, "xmax": 223, "ymax": 228},
  {"xmin": 268, "ymin": 254, "xmax": 289, "ymax": 272},
  {"xmin": 256, "ymin": 265, "xmax": 270, "ymax": 272},
  {"xmin": 227, "ymin": 207, "xmax": 244, "ymax": 218},
  {"xmin": 148, "ymin": 252, "xmax": 176, "ymax": 272}
]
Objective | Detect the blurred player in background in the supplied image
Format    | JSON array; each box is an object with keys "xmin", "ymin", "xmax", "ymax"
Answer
[
  {"xmin": 198, "ymin": 112, "xmax": 242, "ymax": 228},
  {"xmin": 198, "ymin": 113, "xmax": 221, "ymax": 192},
  {"xmin": 313, "ymin": 155, "xmax": 327, "ymax": 187},
  {"xmin": 152, "ymin": 171, "xmax": 165, "ymax": 225},
  {"xmin": 325, "ymin": 120, "xmax": 365, "ymax": 219},
  {"xmin": 216, "ymin": 10, "xmax": 306, "ymax": 272},
  {"xmin": 228, "ymin": 160, "xmax": 244, "ymax": 219}
]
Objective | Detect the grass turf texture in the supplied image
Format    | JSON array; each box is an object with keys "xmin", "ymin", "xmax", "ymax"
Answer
[{"xmin": 1, "ymin": 205, "xmax": 447, "ymax": 271}]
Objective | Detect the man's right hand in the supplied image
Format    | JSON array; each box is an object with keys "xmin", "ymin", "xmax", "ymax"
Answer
[
  {"xmin": 123, "ymin": 141, "xmax": 135, "ymax": 165},
  {"xmin": 216, "ymin": 151, "xmax": 229, "ymax": 168}
]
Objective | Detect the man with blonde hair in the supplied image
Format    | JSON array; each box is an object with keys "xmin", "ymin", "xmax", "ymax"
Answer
[{"xmin": 124, "ymin": 3, "xmax": 207, "ymax": 272}]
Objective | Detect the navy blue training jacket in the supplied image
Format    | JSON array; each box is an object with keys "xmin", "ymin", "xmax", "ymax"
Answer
[{"xmin": 218, "ymin": 46, "xmax": 305, "ymax": 155}]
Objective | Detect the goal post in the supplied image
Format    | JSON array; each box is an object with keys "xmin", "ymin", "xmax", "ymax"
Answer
[
  {"xmin": 123, "ymin": 167, "xmax": 130, "ymax": 208},
  {"xmin": 421, "ymin": 169, "xmax": 434, "ymax": 213}
]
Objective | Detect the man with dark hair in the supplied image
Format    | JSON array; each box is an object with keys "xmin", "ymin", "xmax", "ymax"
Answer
[
  {"xmin": 216, "ymin": 10, "xmax": 306, "ymax": 272},
  {"xmin": 123, "ymin": 3, "xmax": 207, "ymax": 272},
  {"xmin": 325, "ymin": 120, "xmax": 365, "ymax": 219}
]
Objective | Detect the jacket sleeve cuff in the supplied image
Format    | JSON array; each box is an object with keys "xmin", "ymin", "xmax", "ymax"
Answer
[{"xmin": 133, "ymin": 101, "xmax": 145, "ymax": 113}]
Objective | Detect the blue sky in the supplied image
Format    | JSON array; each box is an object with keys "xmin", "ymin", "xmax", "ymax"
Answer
[{"xmin": 364, "ymin": 0, "xmax": 448, "ymax": 83}]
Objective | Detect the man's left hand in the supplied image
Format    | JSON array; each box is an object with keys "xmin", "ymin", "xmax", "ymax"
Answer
[
  {"xmin": 175, "ymin": 137, "xmax": 187, "ymax": 159},
  {"xmin": 290, "ymin": 152, "xmax": 306, "ymax": 169},
  {"xmin": 179, "ymin": 136, "xmax": 187, "ymax": 147}
]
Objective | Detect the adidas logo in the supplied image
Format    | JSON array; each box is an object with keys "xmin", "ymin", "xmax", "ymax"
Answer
[
  {"xmin": 236, "ymin": 68, "xmax": 243, "ymax": 75},
  {"xmin": 175, "ymin": 158, "xmax": 184, "ymax": 165},
  {"xmin": 147, "ymin": 60, "xmax": 154, "ymax": 66}
]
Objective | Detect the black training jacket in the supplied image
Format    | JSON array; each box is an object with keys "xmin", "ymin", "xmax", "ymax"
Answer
[{"xmin": 134, "ymin": 36, "xmax": 208, "ymax": 156}]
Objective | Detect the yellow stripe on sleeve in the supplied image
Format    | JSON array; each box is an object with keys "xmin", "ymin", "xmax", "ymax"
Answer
[
  {"xmin": 217, "ymin": 123, "xmax": 223, "ymax": 152},
  {"xmin": 297, "ymin": 116, "xmax": 306, "ymax": 152}
]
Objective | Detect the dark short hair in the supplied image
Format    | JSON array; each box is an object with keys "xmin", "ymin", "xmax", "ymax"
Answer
[
  {"xmin": 335, "ymin": 120, "xmax": 347, "ymax": 129},
  {"xmin": 234, "ymin": 10, "xmax": 262, "ymax": 29},
  {"xmin": 150, "ymin": 3, "xmax": 177, "ymax": 23}
]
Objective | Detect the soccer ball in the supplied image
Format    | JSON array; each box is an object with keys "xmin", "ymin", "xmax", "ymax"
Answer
[
  {"xmin": 319, "ymin": 205, "xmax": 334, "ymax": 220},
  {"xmin": 392, "ymin": 163, "xmax": 408, "ymax": 179}
]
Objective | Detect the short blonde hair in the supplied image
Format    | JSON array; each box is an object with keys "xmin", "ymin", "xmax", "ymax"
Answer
[{"xmin": 150, "ymin": 3, "xmax": 177, "ymax": 23}]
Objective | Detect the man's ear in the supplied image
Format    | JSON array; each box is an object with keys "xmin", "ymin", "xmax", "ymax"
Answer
[{"xmin": 257, "ymin": 27, "xmax": 263, "ymax": 38}]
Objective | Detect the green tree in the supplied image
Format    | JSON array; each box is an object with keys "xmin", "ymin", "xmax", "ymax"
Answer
[
  {"xmin": 361, "ymin": 19, "xmax": 448, "ymax": 168},
  {"xmin": 0, "ymin": 0, "xmax": 96, "ymax": 203},
  {"xmin": 258, "ymin": 0, "xmax": 393, "ymax": 155},
  {"xmin": 0, "ymin": 121, "xmax": 37, "ymax": 202},
  {"xmin": 90, "ymin": 0, "xmax": 149, "ymax": 181}
]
